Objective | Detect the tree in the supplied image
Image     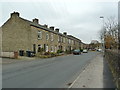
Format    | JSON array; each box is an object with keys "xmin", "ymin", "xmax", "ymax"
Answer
[{"xmin": 99, "ymin": 16, "xmax": 118, "ymax": 49}]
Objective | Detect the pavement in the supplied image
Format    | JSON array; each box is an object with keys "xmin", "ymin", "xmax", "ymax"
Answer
[
  {"xmin": 70, "ymin": 54, "xmax": 116, "ymax": 88},
  {"xmin": 1, "ymin": 54, "xmax": 70, "ymax": 64}
]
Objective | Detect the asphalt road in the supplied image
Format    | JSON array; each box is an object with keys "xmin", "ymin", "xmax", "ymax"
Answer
[{"xmin": 2, "ymin": 52, "xmax": 99, "ymax": 88}]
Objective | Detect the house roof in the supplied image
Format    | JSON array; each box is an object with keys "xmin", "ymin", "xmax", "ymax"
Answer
[
  {"xmin": 67, "ymin": 35, "xmax": 81, "ymax": 42},
  {"xmin": 20, "ymin": 17, "xmax": 81, "ymax": 41}
]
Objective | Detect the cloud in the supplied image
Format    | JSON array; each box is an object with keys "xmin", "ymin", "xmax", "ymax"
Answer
[{"xmin": 1, "ymin": 1, "xmax": 118, "ymax": 43}]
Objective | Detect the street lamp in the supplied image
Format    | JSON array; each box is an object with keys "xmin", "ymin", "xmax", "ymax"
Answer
[
  {"xmin": 100, "ymin": 16, "xmax": 105, "ymax": 57},
  {"xmin": 100, "ymin": 16, "xmax": 104, "ymax": 28}
]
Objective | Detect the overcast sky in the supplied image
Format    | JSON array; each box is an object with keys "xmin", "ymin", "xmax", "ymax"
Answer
[{"xmin": 0, "ymin": 0, "xmax": 118, "ymax": 44}]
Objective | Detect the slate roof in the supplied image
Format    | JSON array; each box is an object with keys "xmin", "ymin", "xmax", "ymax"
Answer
[{"xmin": 20, "ymin": 17, "xmax": 81, "ymax": 42}]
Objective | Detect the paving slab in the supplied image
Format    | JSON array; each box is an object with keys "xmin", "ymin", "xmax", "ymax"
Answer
[{"xmin": 71, "ymin": 54, "xmax": 116, "ymax": 88}]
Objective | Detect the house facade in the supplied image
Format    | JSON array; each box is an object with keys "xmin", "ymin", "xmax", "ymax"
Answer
[{"xmin": 1, "ymin": 12, "xmax": 81, "ymax": 54}]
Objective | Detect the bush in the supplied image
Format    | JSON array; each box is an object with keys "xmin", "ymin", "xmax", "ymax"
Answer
[
  {"xmin": 44, "ymin": 52, "xmax": 50, "ymax": 55},
  {"xmin": 57, "ymin": 50, "xmax": 63, "ymax": 54},
  {"xmin": 65, "ymin": 49, "xmax": 70, "ymax": 54},
  {"xmin": 39, "ymin": 55, "xmax": 51, "ymax": 58},
  {"xmin": 38, "ymin": 47, "xmax": 44, "ymax": 52},
  {"xmin": 50, "ymin": 52, "xmax": 56, "ymax": 57},
  {"xmin": 80, "ymin": 49, "xmax": 83, "ymax": 52}
]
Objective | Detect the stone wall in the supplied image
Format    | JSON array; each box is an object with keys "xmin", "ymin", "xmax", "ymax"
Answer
[
  {"xmin": 0, "ymin": 52, "xmax": 18, "ymax": 58},
  {"xmin": 1, "ymin": 12, "xmax": 81, "ymax": 54},
  {"xmin": 2, "ymin": 15, "xmax": 31, "ymax": 52},
  {"xmin": 0, "ymin": 28, "xmax": 2, "ymax": 56},
  {"xmin": 105, "ymin": 49, "xmax": 120, "ymax": 89}
]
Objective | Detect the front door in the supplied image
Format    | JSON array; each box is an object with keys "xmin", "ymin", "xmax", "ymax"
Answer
[
  {"xmin": 33, "ymin": 44, "xmax": 36, "ymax": 54},
  {"xmin": 44, "ymin": 44, "xmax": 46, "ymax": 52}
]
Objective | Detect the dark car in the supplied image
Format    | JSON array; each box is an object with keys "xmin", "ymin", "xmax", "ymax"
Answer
[{"xmin": 73, "ymin": 49, "xmax": 81, "ymax": 55}]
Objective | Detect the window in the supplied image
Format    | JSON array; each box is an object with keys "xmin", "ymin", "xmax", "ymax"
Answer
[
  {"xmin": 63, "ymin": 38, "xmax": 66, "ymax": 43},
  {"xmin": 61, "ymin": 37, "xmax": 63, "ymax": 43},
  {"xmin": 58, "ymin": 36, "xmax": 61, "ymax": 42},
  {"xmin": 64, "ymin": 47, "xmax": 66, "ymax": 51},
  {"xmin": 38, "ymin": 44, "xmax": 42, "ymax": 48},
  {"xmin": 51, "ymin": 33, "xmax": 54, "ymax": 41},
  {"xmin": 51, "ymin": 46, "xmax": 54, "ymax": 52},
  {"xmin": 46, "ymin": 33, "xmax": 49, "ymax": 40},
  {"xmin": 68, "ymin": 39, "xmax": 69, "ymax": 44},
  {"xmin": 55, "ymin": 46, "xmax": 57, "ymax": 53},
  {"xmin": 68, "ymin": 39, "xmax": 71, "ymax": 44},
  {"xmin": 74, "ymin": 41, "xmax": 75, "ymax": 45},
  {"xmin": 46, "ymin": 45, "xmax": 49, "ymax": 52},
  {"xmin": 66, "ymin": 38, "xmax": 68, "ymax": 43},
  {"xmin": 38, "ymin": 31, "xmax": 42, "ymax": 39},
  {"xmin": 33, "ymin": 44, "xmax": 36, "ymax": 53},
  {"xmin": 38, "ymin": 44, "xmax": 43, "ymax": 52},
  {"xmin": 72, "ymin": 40, "xmax": 73, "ymax": 44}
]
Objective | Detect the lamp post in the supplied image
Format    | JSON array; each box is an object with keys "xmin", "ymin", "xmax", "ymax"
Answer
[
  {"xmin": 118, "ymin": 2, "xmax": 120, "ymax": 50},
  {"xmin": 100, "ymin": 16, "xmax": 105, "ymax": 57}
]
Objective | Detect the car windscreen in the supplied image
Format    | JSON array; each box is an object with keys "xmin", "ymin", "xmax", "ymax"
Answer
[{"xmin": 74, "ymin": 50, "xmax": 80, "ymax": 52}]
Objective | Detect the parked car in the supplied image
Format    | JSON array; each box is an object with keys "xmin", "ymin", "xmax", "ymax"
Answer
[
  {"xmin": 92, "ymin": 49, "xmax": 96, "ymax": 51},
  {"xmin": 83, "ymin": 49, "xmax": 88, "ymax": 53},
  {"xmin": 73, "ymin": 49, "xmax": 81, "ymax": 55},
  {"xmin": 97, "ymin": 49, "xmax": 102, "ymax": 52}
]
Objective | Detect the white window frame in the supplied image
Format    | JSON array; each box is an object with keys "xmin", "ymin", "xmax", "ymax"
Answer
[
  {"xmin": 61, "ymin": 37, "xmax": 63, "ymax": 43},
  {"xmin": 72, "ymin": 40, "xmax": 73, "ymax": 44},
  {"xmin": 51, "ymin": 33, "xmax": 54, "ymax": 41},
  {"xmin": 58, "ymin": 36, "xmax": 61, "ymax": 42},
  {"xmin": 46, "ymin": 33, "xmax": 49, "ymax": 40},
  {"xmin": 64, "ymin": 47, "xmax": 66, "ymax": 51},
  {"xmin": 38, "ymin": 31, "xmax": 42, "ymax": 39},
  {"xmin": 46, "ymin": 45, "xmax": 49, "ymax": 52},
  {"xmin": 58, "ymin": 36, "xmax": 59, "ymax": 42},
  {"xmin": 69, "ymin": 39, "xmax": 71, "ymax": 44},
  {"xmin": 63, "ymin": 37, "xmax": 66, "ymax": 43},
  {"xmin": 51, "ymin": 46, "xmax": 54, "ymax": 52},
  {"xmin": 38, "ymin": 44, "xmax": 42, "ymax": 48},
  {"xmin": 55, "ymin": 46, "xmax": 57, "ymax": 53}
]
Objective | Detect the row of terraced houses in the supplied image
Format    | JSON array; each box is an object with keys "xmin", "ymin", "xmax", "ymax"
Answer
[{"xmin": 1, "ymin": 12, "xmax": 82, "ymax": 54}]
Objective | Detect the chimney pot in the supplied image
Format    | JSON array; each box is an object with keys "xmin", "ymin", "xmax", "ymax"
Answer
[
  {"xmin": 11, "ymin": 12, "xmax": 20, "ymax": 18},
  {"xmin": 55, "ymin": 28, "xmax": 59, "ymax": 32},
  {"xmin": 63, "ymin": 32, "xmax": 67, "ymax": 35},
  {"xmin": 49, "ymin": 26, "xmax": 54, "ymax": 30},
  {"xmin": 33, "ymin": 18, "xmax": 39, "ymax": 24},
  {"xmin": 43, "ymin": 24, "xmax": 48, "ymax": 28}
]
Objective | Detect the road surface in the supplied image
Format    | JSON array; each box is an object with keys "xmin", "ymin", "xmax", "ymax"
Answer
[{"xmin": 2, "ymin": 52, "xmax": 99, "ymax": 88}]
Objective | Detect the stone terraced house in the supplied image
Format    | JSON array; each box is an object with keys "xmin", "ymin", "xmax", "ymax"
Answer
[{"xmin": 1, "ymin": 12, "xmax": 81, "ymax": 54}]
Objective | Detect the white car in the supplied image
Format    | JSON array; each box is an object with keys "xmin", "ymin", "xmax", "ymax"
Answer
[
  {"xmin": 83, "ymin": 49, "xmax": 88, "ymax": 53},
  {"xmin": 97, "ymin": 49, "xmax": 102, "ymax": 52}
]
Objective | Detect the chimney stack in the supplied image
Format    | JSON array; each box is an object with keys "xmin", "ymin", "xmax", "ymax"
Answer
[
  {"xmin": 49, "ymin": 26, "xmax": 54, "ymax": 31},
  {"xmin": 63, "ymin": 32, "xmax": 67, "ymax": 35},
  {"xmin": 55, "ymin": 28, "xmax": 59, "ymax": 33},
  {"xmin": 11, "ymin": 12, "xmax": 20, "ymax": 18},
  {"xmin": 43, "ymin": 24, "xmax": 48, "ymax": 28},
  {"xmin": 33, "ymin": 18, "xmax": 39, "ymax": 24}
]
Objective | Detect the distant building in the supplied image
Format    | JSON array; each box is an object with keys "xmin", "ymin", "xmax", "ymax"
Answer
[
  {"xmin": 90, "ymin": 40, "xmax": 101, "ymax": 49},
  {"xmin": 91, "ymin": 40, "xmax": 99, "ymax": 44},
  {"xmin": 1, "ymin": 12, "xmax": 81, "ymax": 54},
  {"xmin": 80, "ymin": 42, "xmax": 89, "ymax": 49}
]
